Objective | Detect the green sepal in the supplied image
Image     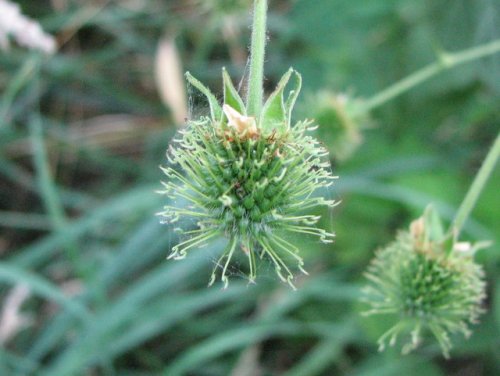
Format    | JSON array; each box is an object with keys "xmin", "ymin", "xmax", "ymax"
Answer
[
  {"xmin": 423, "ymin": 205, "xmax": 445, "ymax": 243},
  {"xmin": 185, "ymin": 72, "xmax": 222, "ymax": 123},
  {"xmin": 422, "ymin": 205, "xmax": 457, "ymax": 256},
  {"xmin": 260, "ymin": 68, "xmax": 302, "ymax": 135},
  {"xmin": 284, "ymin": 70, "xmax": 302, "ymax": 127},
  {"xmin": 222, "ymin": 68, "xmax": 246, "ymax": 116},
  {"xmin": 442, "ymin": 233, "xmax": 455, "ymax": 256}
]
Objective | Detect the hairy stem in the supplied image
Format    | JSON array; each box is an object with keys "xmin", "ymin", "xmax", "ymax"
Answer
[
  {"xmin": 246, "ymin": 0, "xmax": 268, "ymax": 117},
  {"xmin": 451, "ymin": 132, "xmax": 500, "ymax": 236},
  {"xmin": 358, "ymin": 39, "xmax": 500, "ymax": 114}
]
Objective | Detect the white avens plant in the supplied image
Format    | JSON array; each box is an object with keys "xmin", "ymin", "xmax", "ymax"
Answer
[
  {"xmin": 362, "ymin": 207, "xmax": 487, "ymax": 357},
  {"xmin": 158, "ymin": 70, "xmax": 336, "ymax": 288},
  {"xmin": 158, "ymin": 0, "xmax": 337, "ymax": 289},
  {"xmin": 363, "ymin": 133, "xmax": 500, "ymax": 357}
]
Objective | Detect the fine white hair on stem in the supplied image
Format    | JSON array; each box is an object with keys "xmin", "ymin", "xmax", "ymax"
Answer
[{"xmin": 0, "ymin": 0, "xmax": 56, "ymax": 54}]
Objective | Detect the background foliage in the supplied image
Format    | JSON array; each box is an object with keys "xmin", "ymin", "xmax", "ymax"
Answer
[{"xmin": 0, "ymin": 0, "xmax": 499, "ymax": 375}]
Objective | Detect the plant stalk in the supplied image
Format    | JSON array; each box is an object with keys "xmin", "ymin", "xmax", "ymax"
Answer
[
  {"xmin": 246, "ymin": 0, "xmax": 268, "ymax": 118},
  {"xmin": 358, "ymin": 39, "xmax": 500, "ymax": 114},
  {"xmin": 451, "ymin": 132, "xmax": 500, "ymax": 236}
]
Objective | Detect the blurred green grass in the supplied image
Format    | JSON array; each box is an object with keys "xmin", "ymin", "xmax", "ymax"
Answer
[{"xmin": 0, "ymin": 0, "xmax": 499, "ymax": 375}]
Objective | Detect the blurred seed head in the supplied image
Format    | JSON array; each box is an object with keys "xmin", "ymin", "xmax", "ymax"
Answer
[
  {"xmin": 362, "ymin": 207, "xmax": 487, "ymax": 357},
  {"xmin": 304, "ymin": 91, "xmax": 371, "ymax": 162}
]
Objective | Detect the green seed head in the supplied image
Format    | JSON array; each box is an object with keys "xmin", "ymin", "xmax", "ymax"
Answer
[
  {"xmin": 362, "ymin": 207, "xmax": 487, "ymax": 357},
  {"xmin": 303, "ymin": 91, "xmax": 371, "ymax": 161},
  {"xmin": 158, "ymin": 68, "xmax": 337, "ymax": 289}
]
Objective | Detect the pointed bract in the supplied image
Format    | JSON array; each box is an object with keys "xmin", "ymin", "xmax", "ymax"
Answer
[
  {"xmin": 260, "ymin": 68, "xmax": 301, "ymax": 135},
  {"xmin": 222, "ymin": 67, "xmax": 246, "ymax": 117},
  {"xmin": 284, "ymin": 70, "xmax": 302, "ymax": 128},
  {"xmin": 185, "ymin": 72, "xmax": 222, "ymax": 123}
]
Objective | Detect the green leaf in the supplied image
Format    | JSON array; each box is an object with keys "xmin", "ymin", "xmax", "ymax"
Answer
[
  {"xmin": 260, "ymin": 68, "xmax": 292, "ymax": 134},
  {"xmin": 260, "ymin": 68, "xmax": 302, "ymax": 135},
  {"xmin": 185, "ymin": 72, "xmax": 222, "ymax": 122},
  {"xmin": 163, "ymin": 321, "xmax": 351, "ymax": 376},
  {"xmin": 0, "ymin": 263, "xmax": 91, "ymax": 321},
  {"xmin": 12, "ymin": 186, "xmax": 160, "ymax": 269},
  {"xmin": 285, "ymin": 70, "xmax": 302, "ymax": 127},
  {"xmin": 222, "ymin": 68, "xmax": 246, "ymax": 116},
  {"xmin": 423, "ymin": 205, "xmax": 445, "ymax": 242}
]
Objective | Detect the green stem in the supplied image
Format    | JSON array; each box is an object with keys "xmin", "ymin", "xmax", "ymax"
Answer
[
  {"xmin": 358, "ymin": 39, "xmax": 500, "ymax": 114},
  {"xmin": 451, "ymin": 132, "xmax": 500, "ymax": 236},
  {"xmin": 246, "ymin": 0, "xmax": 268, "ymax": 117},
  {"xmin": 0, "ymin": 54, "xmax": 41, "ymax": 128},
  {"xmin": 0, "ymin": 211, "xmax": 52, "ymax": 230}
]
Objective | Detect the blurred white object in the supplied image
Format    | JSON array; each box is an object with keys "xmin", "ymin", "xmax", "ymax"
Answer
[
  {"xmin": 155, "ymin": 36, "xmax": 188, "ymax": 125},
  {"xmin": 0, "ymin": 0, "xmax": 56, "ymax": 54},
  {"xmin": 0, "ymin": 284, "xmax": 31, "ymax": 345}
]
